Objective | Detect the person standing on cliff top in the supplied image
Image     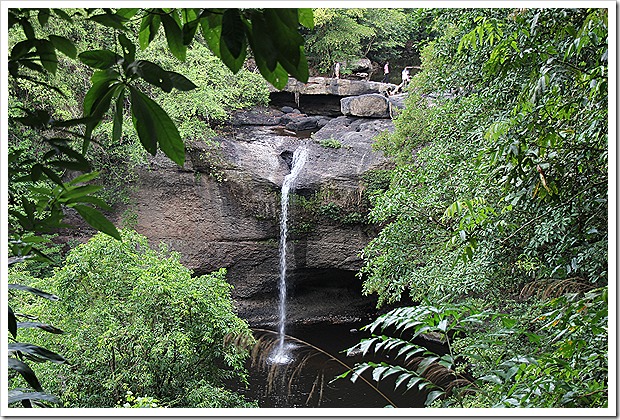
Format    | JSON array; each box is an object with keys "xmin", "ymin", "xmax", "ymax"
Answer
[
  {"xmin": 401, "ymin": 66, "xmax": 411, "ymax": 87},
  {"xmin": 381, "ymin": 61, "xmax": 390, "ymax": 83},
  {"xmin": 334, "ymin": 61, "xmax": 341, "ymax": 79}
]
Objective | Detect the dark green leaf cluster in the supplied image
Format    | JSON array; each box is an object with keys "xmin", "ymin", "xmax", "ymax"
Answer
[{"xmin": 8, "ymin": 282, "xmax": 65, "ymax": 407}]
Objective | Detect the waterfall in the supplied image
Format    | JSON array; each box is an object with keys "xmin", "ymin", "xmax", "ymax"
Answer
[{"xmin": 271, "ymin": 146, "xmax": 308, "ymax": 363}]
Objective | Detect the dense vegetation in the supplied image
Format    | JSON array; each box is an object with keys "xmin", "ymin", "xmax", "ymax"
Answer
[
  {"xmin": 6, "ymin": 6, "xmax": 609, "ymax": 410},
  {"xmin": 9, "ymin": 230, "xmax": 255, "ymax": 407},
  {"xmin": 344, "ymin": 8, "xmax": 609, "ymax": 408},
  {"xmin": 303, "ymin": 8, "xmax": 434, "ymax": 78}
]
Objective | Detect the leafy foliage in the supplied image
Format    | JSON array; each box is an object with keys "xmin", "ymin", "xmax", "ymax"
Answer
[
  {"xmin": 318, "ymin": 138, "xmax": 343, "ymax": 149},
  {"xmin": 354, "ymin": 7, "xmax": 608, "ymax": 408},
  {"xmin": 8, "ymin": 6, "xmax": 312, "ymax": 261},
  {"xmin": 342, "ymin": 288, "xmax": 607, "ymax": 407},
  {"xmin": 9, "ymin": 230, "xmax": 256, "ymax": 408},
  {"xmin": 361, "ymin": 7, "xmax": 607, "ymax": 304}
]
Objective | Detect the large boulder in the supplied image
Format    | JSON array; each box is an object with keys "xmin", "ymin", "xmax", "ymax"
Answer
[
  {"xmin": 348, "ymin": 58, "xmax": 373, "ymax": 74},
  {"xmin": 341, "ymin": 93, "xmax": 390, "ymax": 118}
]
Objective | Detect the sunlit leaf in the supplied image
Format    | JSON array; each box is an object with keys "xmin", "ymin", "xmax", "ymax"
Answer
[{"xmin": 298, "ymin": 8, "xmax": 314, "ymax": 29}]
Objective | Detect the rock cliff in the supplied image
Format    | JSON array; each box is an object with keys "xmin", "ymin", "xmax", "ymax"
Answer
[
  {"xmin": 126, "ymin": 109, "xmax": 394, "ymax": 326},
  {"xmin": 62, "ymin": 78, "xmax": 403, "ymax": 328}
]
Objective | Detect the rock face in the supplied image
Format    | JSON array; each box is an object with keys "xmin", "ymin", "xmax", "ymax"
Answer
[
  {"xmin": 269, "ymin": 77, "xmax": 398, "ymax": 116},
  {"xmin": 120, "ymin": 109, "xmax": 395, "ymax": 327},
  {"xmin": 271, "ymin": 76, "xmax": 396, "ymax": 96}
]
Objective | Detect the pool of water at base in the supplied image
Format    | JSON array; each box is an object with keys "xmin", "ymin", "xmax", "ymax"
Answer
[{"xmin": 231, "ymin": 322, "xmax": 425, "ymax": 408}]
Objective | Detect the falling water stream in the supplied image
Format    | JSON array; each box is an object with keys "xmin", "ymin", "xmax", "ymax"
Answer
[{"xmin": 270, "ymin": 146, "xmax": 309, "ymax": 364}]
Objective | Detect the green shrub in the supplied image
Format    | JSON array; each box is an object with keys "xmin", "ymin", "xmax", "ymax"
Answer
[
  {"xmin": 11, "ymin": 229, "xmax": 255, "ymax": 407},
  {"xmin": 318, "ymin": 138, "xmax": 343, "ymax": 149}
]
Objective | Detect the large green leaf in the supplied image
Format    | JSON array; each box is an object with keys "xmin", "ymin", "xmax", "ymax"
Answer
[
  {"xmin": 8, "ymin": 358, "xmax": 42, "ymax": 392},
  {"xmin": 424, "ymin": 390, "xmax": 444, "ymax": 406},
  {"xmin": 181, "ymin": 9, "xmax": 200, "ymax": 45},
  {"xmin": 219, "ymin": 9, "xmax": 247, "ymax": 73},
  {"xmin": 249, "ymin": 14, "xmax": 278, "ymax": 72},
  {"xmin": 139, "ymin": 12, "xmax": 161, "ymax": 51},
  {"xmin": 35, "ymin": 39, "xmax": 57, "ymax": 75},
  {"xmin": 128, "ymin": 60, "xmax": 197, "ymax": 92},
  {"xmin": 129, "ymin": 86, "xmax": 185, "ymax": 166},
  {"xmin": 63, "ymin": 195, "xmax": 112, "ymax": 211},
  {"xmin": 116, "ymin": 8, "xmax": 139, "ymax": 19},
  {"xmin": 61, "ymin": 185, "xmax": 103, "ymax": 201},
  {"xmin": 8, "ymin": 284, "xmax": 59, "ymax": 301},
  {"xmin": 89, "ymin": 13, "xmax": 128, "ymax": 30},
  {"xmin": 265, "ymin": 9, "xmax": 308, "ymax": 81},
  {"xmin": 84, "ymin": 73, "xmax": 121, "ymax": 116},
  {"xmin": 71, "ymin": 204, "xmax": 121, "ymax": 240},
  {"xmin": 167, "ymin": 72, "xmax": 198, "ymax": 91},
  {"xmin": 37, "ymin": 9, "xmax": 51, "ymax": 27},
  {"xmin": 298, "ymin": 8, "xmax": 314, "ymax": 29},
  {"xmin": 10, "ymin": 39, "xmax": 37, "ymax": 60},
  {"xmin": 48, "ymin": 159, "xmax": 90, "ymax": 172},
  {"xmin": 131, "ymin": 60, "xmax": 173, "ymax": 92},
  {"xmin": 78, "ymin": 50, "xmax": 122, "ymax": 70},
  {"xmin": 67, "ymin": 171, "xmax": 100, "ymax": 185},
  {"xmin": 199, "ymin": 11, "xmax": 223, "ymax": 56},
  {"xmin": 8, "ymin": 390, "xmax": 60, "ymax": 405},
  {"xmin": 113, "ymin": 89, "xmax": 125, "ymax": 142},
  {"xmin": 52, "ymin": 8, "xmax": 73, "ymax": 22},
  {"xmin": 118, "ymin": 33, "xmax": 135, "ymax": 64},
  {"xmin": 9, "ymin": 343, "xmax": 66, "ymax": 364},
  {"xmin": 161, "ymin": 12, "xmax": 186, "ymax": 61},
  {"xmin": 48, "ymin": 35, "xmax": 76, "ymax": 59},
  {"xmin": 83, "ymin": 80, "xmax": 122, "ymax": 146}
]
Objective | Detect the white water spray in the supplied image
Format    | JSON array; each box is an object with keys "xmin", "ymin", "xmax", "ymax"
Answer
[{"xmin": 271, "ymin": 147, "xmax": 308, "ymax": 364}]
